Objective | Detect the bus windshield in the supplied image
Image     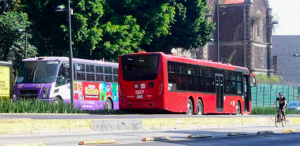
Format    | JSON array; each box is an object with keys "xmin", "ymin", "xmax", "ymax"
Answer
[
  {"xmin": 16, "ymin": 61, "xmax": 60, "ymax": 83},
  {"xmin": 122, "ymin": 55, "xmax": 159, "ymax": 81}
]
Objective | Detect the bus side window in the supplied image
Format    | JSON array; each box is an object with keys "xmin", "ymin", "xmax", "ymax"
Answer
[
  {"xmin": 206, "ymin": 67, "xmax": 215, "ymax": 92},
  {"xmin": 86, "ymin": 64, "xmax": 95, "ymax": 81},
  {"xmin": 113, "ymin": 68, "xmax": 118, "ymax": 83},
  {"xmin": 104, "ymin": 66, "xmax": 113, "ymax": 82},
  {"xmin": 76, "ymin": 63, "xmax": 86, "ymax": 81},
  {"xmin": 177, "ymin": 63, "xmax": 187, "ymax": 91},
  {"xmin": 236, "ymin": 73, "xmax": 242, "ymax": 94},
  {"xmin": 224, "ymin": 71, "xmax": 238, "ymax": 94},
  {"xmin": 56, "ymin": 65, "xmax": 66, "ymax": 87},
  {"xmin": 186, "ymin": 64, "xmax": 197, "ymax": 91},
  {"xmin": 63, "ymin": 65, "xmax": 69, "ymax": 79},
  {"xmin": 197, "ymin": 66, "xmax": 206, "ymax": 92},
  {"xmin": 96, "ymin": 66, "xmax": 104, "ymax": 82},
  {"xmin": 167, "ymin": 61, "xmax": 176, "ymax": 91},
  {"xmin": 62, "ymin": 63, "xmax": 70, "ymax": 83}
]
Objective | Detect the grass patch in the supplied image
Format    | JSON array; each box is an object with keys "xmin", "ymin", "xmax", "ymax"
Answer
[
  {"xmin": 0, "ymin": 98, "xmax": 84, "ymax": 114},
  {"xmin": 251, "ymin": 106, "xmax": 300, "ymax": 115},
  {"xmin": 0, "ymin": 98, "xmax": 129, "ymax": 114}
]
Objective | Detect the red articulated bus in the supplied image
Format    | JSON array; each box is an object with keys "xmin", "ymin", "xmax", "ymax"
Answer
[{"xmin": 118, "ymin": 52, "xmax": 256, "ymax": 115}]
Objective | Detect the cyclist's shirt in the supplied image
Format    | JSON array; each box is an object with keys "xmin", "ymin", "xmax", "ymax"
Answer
[{"xmin": 276, "ymin": 97, "xmax": 286, "ymax": 108}]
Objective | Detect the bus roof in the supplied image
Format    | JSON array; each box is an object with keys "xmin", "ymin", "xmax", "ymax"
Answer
[
  {"xmin": 121, "ymin": 52, "xmax": 250, "ymax": 75},
  {"xmin": 23, "ymin": 57, "xmax": 118, "ymax": 67}
]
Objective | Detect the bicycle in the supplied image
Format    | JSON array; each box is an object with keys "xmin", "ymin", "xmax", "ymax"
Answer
[{"xmin": 274, "ymin": 107, "xmax": 286, "ymax": 127}]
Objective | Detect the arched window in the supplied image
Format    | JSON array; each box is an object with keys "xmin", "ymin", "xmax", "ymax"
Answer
[{"xmin": 257, "ymin": 18, "xmax": 263, "ymax": 38}]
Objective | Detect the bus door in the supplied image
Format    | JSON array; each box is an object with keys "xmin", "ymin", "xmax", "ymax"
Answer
[
  {"xmin": 215, "ymin": 74, "xmax": 224, "ymax": 112},
  {"xmin": 243, "ymin": 75, "xmax": 250, "ymax": 112}
]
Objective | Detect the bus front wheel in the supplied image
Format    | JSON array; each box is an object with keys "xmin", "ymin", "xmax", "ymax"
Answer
[
  {"xmin": 53, "ymin": 97, "xmax": 61, "ymax": 105},
  {"xmin": 235, "ymin": 102, "xmax": 241, "ymax": 115},
  {"xmin": 104, "ymin": 99, "xmax": 113, "ymax": 110},
  {"xmin": 186, "ymin": 99, "xmax": 194, "ymax": 115}
]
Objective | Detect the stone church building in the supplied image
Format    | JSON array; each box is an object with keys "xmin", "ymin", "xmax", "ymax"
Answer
[{"xmin": 172, "ymin": 0, "xmax": 275, "ymax": 75}]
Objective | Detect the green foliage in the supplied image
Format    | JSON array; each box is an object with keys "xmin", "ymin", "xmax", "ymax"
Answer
[
  {"xmin": 84, "ymin": 0, "xmax": 177, "ymax": 60},
  {"xmin": 222, "ymin": 49, "xmax": 237, "ymax": 63},
  {"xmin": 19, "ymin": 0, "xmax": 104, "ymax": 58},
  {"xmin": 251, "ymin": 106, "xmax": 300, "ymax": 115},
  {"xmin": 141, "ymin": 0, "xmax": 215, "ymax": 53},
  {"xmin": 0, "ymin": 0, "xmax": 18, "ymax": 14},
  {"xmin": 255, "ymin": 73, "xmax": 283, "ymax": 84},
  {"xmin": 15, "ymin": 0, "xmax": 214, "ymax": 61},
  {"xmin": 0, "ymin": 11, "xmax": 37, "ymax": 69}
]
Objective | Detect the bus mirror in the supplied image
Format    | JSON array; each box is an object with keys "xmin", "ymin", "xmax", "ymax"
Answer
[{"xmin": 253, "ymin": 78, "xmax": 257, "ymax": 86}]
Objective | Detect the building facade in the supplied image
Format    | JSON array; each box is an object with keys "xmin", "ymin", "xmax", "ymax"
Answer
[
  {"xmin": 273, "ymin": 35, "xmax": 300, "ymax": 84},
  {"xmin": 173, "ymin": 0, "xmax": 274, "ymax": 75}
]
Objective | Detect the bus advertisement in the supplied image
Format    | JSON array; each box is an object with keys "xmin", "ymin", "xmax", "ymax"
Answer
[
  {"xmin": 12, "ymin": 57, "xmax": 119, "ymax": 110},
  {"xmin": 118, "ymin": 52, "xmax": 256, "ymax": 115}
]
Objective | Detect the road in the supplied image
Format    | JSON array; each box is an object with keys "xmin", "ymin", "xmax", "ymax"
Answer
[
  {"xmin": 1, "ymin": 125, "xmax": 299, "ymax": 146},
  {"xmin": 118, "ymin": 132, "xmax": 300, "ymax": 146}
]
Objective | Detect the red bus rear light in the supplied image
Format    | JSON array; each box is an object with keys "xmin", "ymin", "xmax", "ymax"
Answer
[
  {"xmin": 157, "ymin": 82, "xmax": 163, "ymax": 95},
  {"xmin": 133, "ymin": 83, "xmax": 139, "ymax": 89}
]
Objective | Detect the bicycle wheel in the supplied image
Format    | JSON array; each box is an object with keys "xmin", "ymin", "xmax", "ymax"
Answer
[
  {"xmin": 275, "ymin": 115, "xmax": 278, "ymax": 127},
  {"xmin": 282, "ymin": 116, "xmax": 286, "ymax": 127}
]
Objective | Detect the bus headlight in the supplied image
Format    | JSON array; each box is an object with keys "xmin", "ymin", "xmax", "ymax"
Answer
[
  {"xmin": 42, "ymin": 87, "xmax": 49, "ymax": 98},
  {"xmin": 13, "ymin": 88, "xmax": 16, "ymax": 98}
]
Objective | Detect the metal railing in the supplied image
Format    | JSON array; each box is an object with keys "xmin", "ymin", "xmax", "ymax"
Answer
[{"xmin": 251, "ymin": 83, "xmax": 300, "ymax": 107}]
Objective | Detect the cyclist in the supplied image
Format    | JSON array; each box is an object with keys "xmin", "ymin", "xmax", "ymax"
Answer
[{"xmin": 273, "ymin": 92, "xmax": 287, "ymax": 122}]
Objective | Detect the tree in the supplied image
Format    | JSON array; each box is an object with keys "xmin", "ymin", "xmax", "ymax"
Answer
[
  {"xmin": 91, "ymin": 0, "xmax": 176, "ymax": 60},
  {"xmin": 141, "ymin": 0, "xmax": 215, "ymax": 53},
  {"xmin": 20, "ymin": 0, "xmax": 176, "ymax": 60},
  {"xmin": 103, "ymin": 0, "xmax": 175, "ymax": 56},
  {"xmin": 256, "ymin": 73, "xmax": 283, "ymax": 84},
  {"xmin": 20, "ymin": 0, "xmax": 214, "ymax": 61},
  {"xmin": 0, "ymin": 11, "xmax": 37, "ymax": 69},
  {"xmin": 0, "ymin": 0, "xmax": 18, "ymax": 14}
]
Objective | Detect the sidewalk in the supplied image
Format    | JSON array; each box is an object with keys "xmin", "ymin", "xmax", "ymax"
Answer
[{"xmin": 0, "ymin": 114, "xmax": 299, "ymax": 135}]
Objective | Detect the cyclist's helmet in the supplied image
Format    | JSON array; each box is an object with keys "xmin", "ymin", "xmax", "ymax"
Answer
[{"xmin": 279, "ymin": 92, "xmax": 283, "ymax": 96}]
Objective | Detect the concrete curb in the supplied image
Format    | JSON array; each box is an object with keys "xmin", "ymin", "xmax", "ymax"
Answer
[
  {"xmin": 141, "ymin": 136, "xmax": 170, "ymax": 141},
  {"xmin": 0, "ymin": 117, "xmax": 299, "ymax": 135},
  {"xmin": 78, "ymin": 139, "xmax": 116, "ymax": 145},
  {"xmin": 257, "ymin": 131, "xmax": 274, "ymax": 134},
  {"xmin": 1, "ymin": 143, "xmax": 46, "ymax": 146},
  {"xmin": 227, "ymin": 132, "xmax": 247, "ymax": 136},
  {"xmin": 187, "ymin": 134, "xmax": 212, "ymax": 138}
]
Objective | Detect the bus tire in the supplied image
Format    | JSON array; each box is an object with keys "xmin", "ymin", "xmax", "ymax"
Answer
[
  {"xmin": 235, "ymin": 101, "xmax": 241, "ymax": 115},
  {"xmin": 196, "ymin": 99, "xmax": 203, "ymax": 115},
  {"xmin": 186, "ymin": 99, "xmax": 194, "ymax": 115},
  {"xmin": 104, "ymin": 99, "xmax": 113, "ymax": 110},
  {"xmin": 53, "ymin": 97, "xmax": 61, "ymax": 105}
]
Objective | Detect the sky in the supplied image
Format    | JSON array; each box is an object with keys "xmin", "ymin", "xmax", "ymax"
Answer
[{"xmin": 269, "ymin": 0, "xmax": 300, "ymax": 35}]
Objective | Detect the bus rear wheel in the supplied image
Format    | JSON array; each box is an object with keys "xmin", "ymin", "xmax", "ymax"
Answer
[
  {"xmin": 186, "ymin": 99, "xmax": 194, "ymax": 115},
  {"xmin": 104, "ymin": 99, "xmax": 113, "ymax": 110},
  {"xmin": 196, "ymin": 99, "xmax": 203, "ymax": 115}
]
